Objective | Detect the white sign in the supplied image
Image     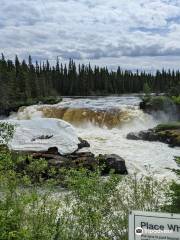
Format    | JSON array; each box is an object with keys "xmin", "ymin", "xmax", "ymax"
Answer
[{"xmin": 129, "ymin": 211, "xmax": 180, "ymax": 240}]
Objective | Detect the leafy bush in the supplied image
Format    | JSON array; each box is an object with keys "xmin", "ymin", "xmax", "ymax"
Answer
[
  {"xmin": 0, "ymin": 124, "xmax": 178, "ymax": 239},
  {"xmin": 148, "ymin": 96, "xmax": 174, "ymax": 109},
  {"xmin": 164, "ymin": 157, "xmax": 180, "ymax": 214},
  {"xmin": 172, "ymin": 95, "xmax": 180, "ymax": 105},
  {"xmin": 58, "ymin": 168, "xmax": 169, "ymax": 240},
  {"xmin": 0, "ymin": 122, "xmax": 15, "ymax": 144},
  {"xmin": 140, "ymin": 96, "xmax": 176, "ymax": 114},
  {"xmin": 168, "ymin": 83, "xmax": 180, "ymax": 97},
  {"xmin": 0, "ymin": 156, "xmax": 171, "ymax": 240}
]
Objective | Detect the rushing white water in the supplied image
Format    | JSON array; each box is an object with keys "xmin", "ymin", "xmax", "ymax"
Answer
[{"xmin": 9, "ymin": 95, "xmax": 180, "ymax": 179}]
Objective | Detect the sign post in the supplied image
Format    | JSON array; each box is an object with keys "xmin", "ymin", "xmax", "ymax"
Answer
[{"xmin": 129, "ymin": 211, "xmax": 180, "ymax": 240}]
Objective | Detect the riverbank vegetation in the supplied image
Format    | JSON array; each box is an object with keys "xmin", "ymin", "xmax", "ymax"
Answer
[
  {"xmin": 0, "ymin": 150, "xmax": 173, "ymax": 240},
  {"xmin": 0, "ymin": 125, "xmax": 179, "ymax": 239},
  {"xmin": 0, "ymin": 54, "xmax": 179, "ymax": 115}
]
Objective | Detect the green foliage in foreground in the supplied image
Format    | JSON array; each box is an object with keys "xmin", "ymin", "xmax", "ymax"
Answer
[
  {"xmin": 0, "ymin": 150, "xmax": 172, "ymax": 240},
  {"xmin": 0, "ymin": 125, "xmax": 179, "ymax": 239},
  {"xmin": 172, "ymin": 95, "xmax": 180, "ymax": 105},
  {"xmin": 0, "ymin": 122, "xmax": 15, "ymax": 144},
  {"xmin": 165, "ymin": 157, "xmax": 180, "ymax": 214}
]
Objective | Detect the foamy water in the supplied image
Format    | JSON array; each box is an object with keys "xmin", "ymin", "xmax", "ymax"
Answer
[{"xmin": 9, "ymin": 95, "xmax": 180, "ymax": 179}]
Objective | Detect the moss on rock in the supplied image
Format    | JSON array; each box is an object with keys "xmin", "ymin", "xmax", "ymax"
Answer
[
  {"xmin": 127, "ymin": 122, "xmax": 180, "ymax": 147},
  {"xmin": 155, "ymin": 122, "xmax": 180, "ymax": 132}
]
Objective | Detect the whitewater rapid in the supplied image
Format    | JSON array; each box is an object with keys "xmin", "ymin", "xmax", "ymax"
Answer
[{"xmin": 9, "ymin": 95, "xmax": 180, "ymax": 179}]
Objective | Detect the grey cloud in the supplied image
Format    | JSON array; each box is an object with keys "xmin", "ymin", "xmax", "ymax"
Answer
[
  {"xmin": 57, "ymin": 50, "xmax": 82, "ymax": 60},
  {"xmin": 1, "ymin": 0, "xmax": 180, "ymax": 69}
]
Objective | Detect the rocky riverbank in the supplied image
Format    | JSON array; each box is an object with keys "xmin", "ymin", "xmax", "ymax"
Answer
[
  {"xmin": 17, "ymin": 147, "xmax": 128, "ymax": 176},
  {"xmin": 127, "ymin": 122, "xmax": 180, "ymax": 147}
]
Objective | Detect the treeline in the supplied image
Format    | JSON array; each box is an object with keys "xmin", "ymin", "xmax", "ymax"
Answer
[{"xmin": 0, "ymin": 54, "xmax": 179, "ymax": 112}]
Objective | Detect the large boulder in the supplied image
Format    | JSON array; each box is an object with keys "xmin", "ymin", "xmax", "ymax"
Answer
[
  {"xmin": 78, "ymin": 137, "xmax": 90, "ymax": 149},
  {"xmin": 126, "ymin": 132, "xmax": 141, "ymax": 140},
  {"xmin": 99, "ymin": 154, "xmax": 128, "ymax": 175},
  {"xmin": 127, "ymin": 130, "xmax": 159, "ymax": 142},
  {"xmin": 1, "ymin": 118, "xmax": 81, "ymax": 155},
  {"xmin": 32, "ymin": 150, "xmax": 97, "ymax": 171}
]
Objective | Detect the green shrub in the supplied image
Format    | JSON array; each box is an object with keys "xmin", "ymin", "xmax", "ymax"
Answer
[
  {"xmin": 164, "ymin": 157, "xmax": 180, "ymax": 214},
  {"xmin": 172, "ymin": 95, "xmax": 180, "ymax": 105},
  {"xmin": 0, "ymin": 125, "xmax": 178, "ymax": 239},
  {"xmin": 0, "ymin": 122, "xmax": 15, "ymax": 144},
  {"xmin": 149, "ymin": 96, "xmax": 174, "ymax": 109},
  {"xmin": 57, "ymin": 168, "xmax": 169, "ymax": 240},
  {"xmin": 0, "ymin": 161, "xmax": 171, "ymax": 240},
  {"xmin": 39, "ymin": 96, "xmax": 62, "ymax": 105}
]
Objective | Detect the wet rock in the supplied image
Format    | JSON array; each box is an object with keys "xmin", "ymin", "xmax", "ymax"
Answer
[
  {"xmin": 127, "ymin": 129, "xmax": 162, "ymax": 142},
  {"xmin": 138, "ymin": 130, "xmax": 159, "ymax": 142},
  {"xmin": 99, "ymin": 154, "xmax": 128, "ymax": 175},
  {"xmin": 25, "ymin": 150, "xmax": 128, "ymax": 176},
  {"xmin": 67, "ymin": 152, "xmax": 98, "ymax": 171},
  {"xmin": 127, "ymin": 123, "xmax": 180, "ymax": 147},
  {"xmin": 157, "ymin": 129, "xmax": 180, "ymax": 147},
  {"xmin": 127, "ymin": 132, "xmax": 141, "ymax": 140},
  {"xmin": 78, "ymin": 137, "xmax": 90, "ymax": 149},
  {"xmin": 31, "ymin": 151, "xmax": 97, "ymax": 171}
]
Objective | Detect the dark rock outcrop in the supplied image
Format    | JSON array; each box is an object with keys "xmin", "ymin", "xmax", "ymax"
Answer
[
  {"xmin": 32, "ymin": 151, "xmax": 98, "ymax": 171},
  {"xmin": 127, "ymin": 124, "xmax": 180, "ymax": 147},
  {"xmin": 99, "ymin": 154, "xmax": 128, "ymax": 175},
  {"xmin": 25, "ymin": 148, "xmax": 128, "ymax": 176},
  {"xmin": 78, "ymin": 137, "xmax": 90, "ymax": 149},
  {"xmin": 127, "ymin": 130, "xmax": 159, "ymax": 142},
  {"xmin": 10, "ymin": 134, "xmax": 127, "ymax": 177}
]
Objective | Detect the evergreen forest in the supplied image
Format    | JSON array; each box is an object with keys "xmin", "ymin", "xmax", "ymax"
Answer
[{"xmin": 0, "ymin": 54, "xmax": 179, "ymax": 114}]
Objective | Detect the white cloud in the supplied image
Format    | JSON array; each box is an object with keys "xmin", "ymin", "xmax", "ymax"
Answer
[{"xmin": 0, "ymin": 0, "xmax": 180, "ymax": 69}]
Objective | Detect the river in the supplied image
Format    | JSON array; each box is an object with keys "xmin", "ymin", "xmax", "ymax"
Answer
[{"xmin": 10, "ymin": 95, "xmax": 180, "ymax": 179}]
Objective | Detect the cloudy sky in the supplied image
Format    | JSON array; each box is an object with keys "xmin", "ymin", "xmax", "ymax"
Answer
[{"xmin": 1, "ymin": 0, "xmax": 180, "ymax": 70}]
